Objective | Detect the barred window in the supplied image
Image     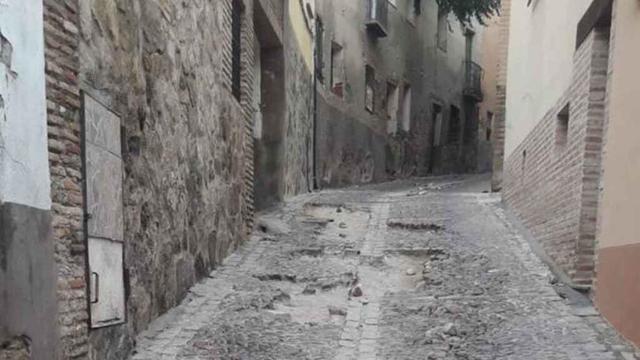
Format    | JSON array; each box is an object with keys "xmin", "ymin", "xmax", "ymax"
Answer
[{"xmin": 231, "ymin": 0, "xmax": 243, "ymax": 101}]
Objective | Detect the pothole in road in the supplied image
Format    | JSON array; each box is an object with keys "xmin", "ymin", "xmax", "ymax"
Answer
[
  {"xmin": 253, "ymin": 270, "xmax": 355, "ymax": 293},
  {"xmin": 387, "ymin": 219, "xmax": 445, "ymax": 232},
  {"xmin": 384, "ymin": 247, "xmax": 449, "ymax": 260},
  {"xmin": 270, "ymin": 286, "xmax": 350, "ymax": 326},
  {"xmin": 301, "ymin": 203, "xmax": 370, "ymax": 246},
  {"xmin": 301, "ymin": 272, "xmax": 355, "ymax": 294},
  {"xmin": 253, "ymin": 273, "xmax": 299, "ymax": 283},
  {"xmin": 288, "ymin": 247, "xmax": 325, "ymax": 258},
  {"xmin": 355, "ymin": 254, "xmax": 436, "ymax": 298}
]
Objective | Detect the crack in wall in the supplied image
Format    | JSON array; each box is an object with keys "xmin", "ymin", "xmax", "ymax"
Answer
[{"xmin": 0, "ymin": 30, "xmax": 12, "ymax": 70}]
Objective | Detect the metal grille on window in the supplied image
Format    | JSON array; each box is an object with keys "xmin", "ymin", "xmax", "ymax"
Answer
[{"xmin": 231, "ymin": 0, "xmax": 243, "ymax": 100}]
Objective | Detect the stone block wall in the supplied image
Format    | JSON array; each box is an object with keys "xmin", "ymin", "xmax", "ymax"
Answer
[
  {"xmin": 74, "ymin": 0, "xmax": 257, "ymax": 358},
  {"xmin": 502, "ymin": 28, "xmax": 610, "ymax": 286}
]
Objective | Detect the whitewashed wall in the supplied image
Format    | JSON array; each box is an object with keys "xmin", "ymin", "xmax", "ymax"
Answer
[{"xmin": 0, "ymin": 0, "xmax": 51, "ymax": 209}]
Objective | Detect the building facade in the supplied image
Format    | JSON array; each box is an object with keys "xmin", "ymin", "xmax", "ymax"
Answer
[
  {"xmin": 313, "ymin": 0, "xmax": 492, "ymax": 187},
  {"xmin": 593, "ymin": 0, "xmax": 640, "ymax": 347},
  {"xmin": 500, "ymin": 0, "xmax": 640, "ymax": 347},
  {"xmin": 1, "ymin": 0, "xmax": 313, "ymax": 358},
  {"xmin": 0, "ymin": 0, "xmax": 493, "ymax": 359}
]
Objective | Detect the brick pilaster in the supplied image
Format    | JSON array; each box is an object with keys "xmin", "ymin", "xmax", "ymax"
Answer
[{"xmin": 43, "ymin": 0, "xmax": 89, "ymax": 358}]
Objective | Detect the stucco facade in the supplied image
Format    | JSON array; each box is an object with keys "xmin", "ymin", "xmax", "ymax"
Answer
[
  {"xmin": 594, "ymin": 0, "xmax": 640, "ymax": 347},
  {"xmin": 504, "ymin": 0, "xmax": 593, "ymax": 159}
]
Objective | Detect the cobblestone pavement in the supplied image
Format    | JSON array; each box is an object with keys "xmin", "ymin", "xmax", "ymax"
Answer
[{"xmin": 131, "ymin": 175, "xmax": 640, "ymax": 360}]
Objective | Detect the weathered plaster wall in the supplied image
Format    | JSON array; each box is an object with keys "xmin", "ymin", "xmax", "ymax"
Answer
[
  {"xmin": 282, "ymin": 0, "xmax": 313, "ymax": 195},
  {"xmin": 77, "ymin": 0, "xmax": 253, "ymax": 357},
  {"xmin": 0, "ymin": 204, "xmax": 59, "ymax": 359},
  {"xmin": 314, "ymin": 0, "xmax": 479, "ymax": 186},
  {"xmin": 316, "ymin": 94, "xmax": 386, "ymax": 187},
  {"xmin": 595, "ymin": 0, "xmax": 640, "ymax": 347},
  {"xmin": 504, "ymin": 0, "xmax": 592, "ymax": 158},
  {"xmin": 0, "ymin": 2, "xmax": 60, "ymax": 359},
  {"xmin": 0, "ymin": 0, "xmax": 51, "ymax": 209}
]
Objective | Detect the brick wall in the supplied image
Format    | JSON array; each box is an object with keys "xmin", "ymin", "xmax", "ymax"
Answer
[
  {"xmin": 491, "ymin": 0, "xmax": 511, "ymax": 191},
  {"xmin": 43, "ymin": 0, "xmax": 89, "ymax": 358},
  {"xmin": 502, "ymin": 28, "xmax": 610, "ymax": 286},
  {"xmin": 593, "ymin": 0, "xmax": 617, "ymax": 292},
  {"xmin": 239, "ymin": 0, "xmax": 257, "ymax": 233}
]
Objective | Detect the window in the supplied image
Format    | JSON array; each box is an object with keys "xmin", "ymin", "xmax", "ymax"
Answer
[
  {"xmin": 400, "ymin": 84, "xmax": 412, "ymax": 131},
  {"xmin": 231, "ymin": 0, "xmax": 243, "ymax": 100},
  {"xmin": 432, "ymin": 104, "xmax": 443, "ymax": 146},
  {"xmin": 315, "ymin": 18, "xmax": 324, "ymax": 84},
  {"xmin": 413, "ymin": 0, "xmax": 422, "ymax": 16},
  {"xmin": 463, "ymin": 105, "xmax": 478, "ymax": 144},
  {"xmin": 365, "ymin": 65, "xmax": 375, "ymax": 113},
  {"xmin": 330, "ymin": 42, "xmax": 345, "ymax": 97},
  {"xmin": 437, "ymin": 9, "xmax": 448, "ymax": 52},
  {"xmin": 522, "ymin": 150, "xmax": 527, "ymax": 179},
  {"xmin": 408, "ymin": 0, "xmax": 421, "ymax": 23},
  {"xmin": 486, "ymin": 111, "xmax": 494, "ymax": 141},
  {"xmin": 465, "ymin": 30, "xmax": 474, "ymax": 61},
  {"xmin": 448, "ymin": 105, "xmax": 460, "ymax": 143},
  {"xmin": 385, "ymin": 82, "xmax": 399, "ymax": 134},
  {"xmin": 556, "ymin": 103, "xmax": 570, "ymax": 148}
]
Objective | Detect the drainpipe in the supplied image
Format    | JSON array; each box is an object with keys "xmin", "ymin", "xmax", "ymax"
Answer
[{"xmin": 311, "ymin": 17, "xmax": 319, "ymax": 190}]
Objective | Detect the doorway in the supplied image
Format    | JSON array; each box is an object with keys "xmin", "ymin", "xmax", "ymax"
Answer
[{"xmin": 253, "ymin": 1, "xmax": 285, "ymax": 210}]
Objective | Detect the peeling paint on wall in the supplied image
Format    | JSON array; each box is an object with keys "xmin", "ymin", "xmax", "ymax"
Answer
[
  {"xmin": 288, "ymin": 0, "xmax": 313, "ymax": 72},
  {"xmin": 0, "ymin": 1, "xmax": 50, "ymax": 210}
]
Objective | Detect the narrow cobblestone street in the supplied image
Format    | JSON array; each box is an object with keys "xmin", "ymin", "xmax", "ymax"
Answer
[{"xmin": 131, "ymin": 175, "xmax": 639, "ymax": 360}]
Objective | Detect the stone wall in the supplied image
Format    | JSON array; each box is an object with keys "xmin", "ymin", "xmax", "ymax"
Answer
[
  {"xmin": 316, "ymin": 93, "xmax": 386, "ymax": 187},
  {"xmin": 502, "ymin": 28, "xmax": 610, "ymax": 286},
  {"xmin": 282, "ymin": 4, "xmax": 314, "ymax": 195},
  {"xmin": 76, "ymin": 0, "xmax": 255, "ymax": 358}
]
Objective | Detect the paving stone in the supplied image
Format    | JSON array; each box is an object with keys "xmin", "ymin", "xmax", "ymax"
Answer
[{"xmin": 130, "ymin": 176, "xmax": 640, "ymax": 360}]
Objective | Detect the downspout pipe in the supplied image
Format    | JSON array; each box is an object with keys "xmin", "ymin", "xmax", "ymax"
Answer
[{"xmin": 312, "ymin": 17, "xmax": 319, "ymax": 190}]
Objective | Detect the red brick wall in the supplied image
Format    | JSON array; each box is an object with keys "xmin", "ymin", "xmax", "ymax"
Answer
[
  {"xmin": 490, "ymin": 0, "xmax": 511, "ymax": 191},
  {"xmin": 503, "ymin": 28, "xmax": 610, "ymax": 286},
  {"xmin": 43, "ymin": 0, "xmax": 89, "ymax": 358}
]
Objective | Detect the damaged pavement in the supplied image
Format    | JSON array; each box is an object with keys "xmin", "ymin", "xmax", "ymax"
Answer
[{"xmin": 131, "ymin": 175, "xmax": 639, "ymax": 360}]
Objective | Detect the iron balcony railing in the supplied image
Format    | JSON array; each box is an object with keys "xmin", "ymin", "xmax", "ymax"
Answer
[
  {"xmin": 463, "ymin": 60, "xmax": 484, "ymax": 102},
  {"xmin": 366, "ymin": 0, "xmax": 389, "ymax": 38}
]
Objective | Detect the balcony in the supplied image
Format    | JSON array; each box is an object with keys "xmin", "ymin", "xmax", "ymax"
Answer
[
  {"xmin": 463, "ymin": 61, "xmax": 484, "ymax": 102},
  {"xmin": 366, "ymin": 0, "xmax": 389, "ymax": 38}
]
